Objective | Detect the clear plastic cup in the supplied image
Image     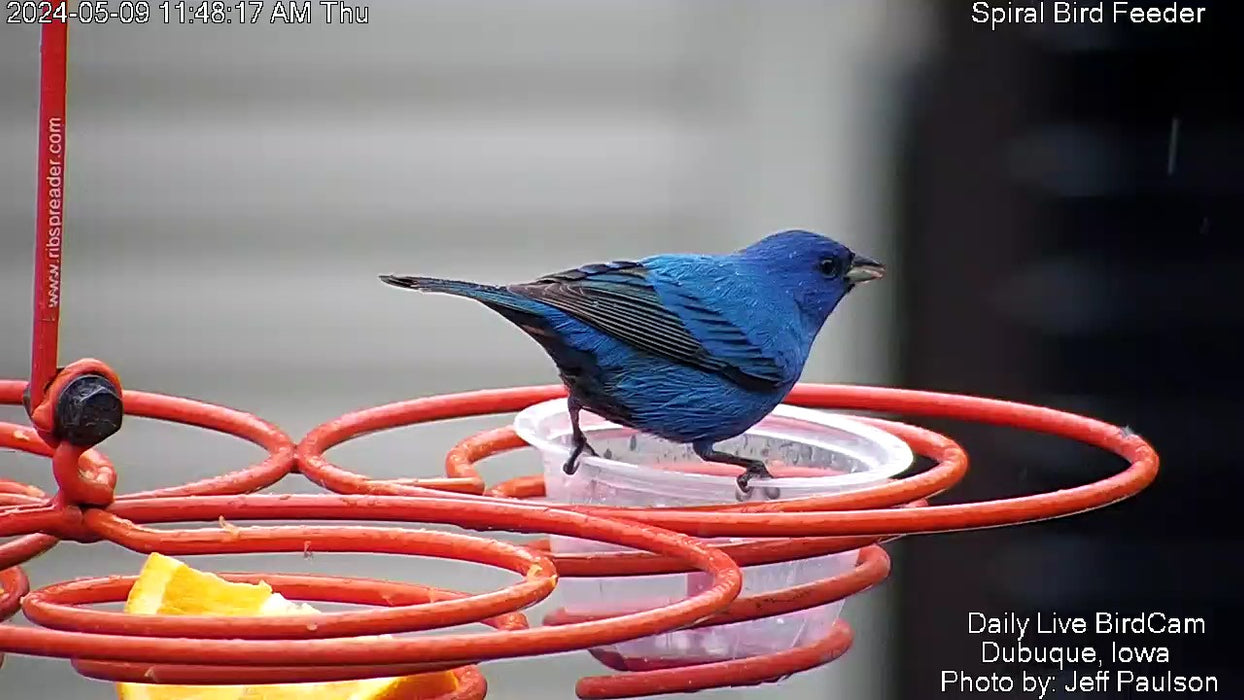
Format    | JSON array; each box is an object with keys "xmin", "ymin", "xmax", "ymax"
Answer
[{"xmin": 513, "ymin": 398, "xmax": 914, "ymax": 668}]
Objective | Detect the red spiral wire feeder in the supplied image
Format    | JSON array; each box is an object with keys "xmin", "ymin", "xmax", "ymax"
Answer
[
  {"xmin": 0, "ymin": 13, "xmax": 1162, "ymax": 700},
  {"xmin": 295, "ymin": 384, "xmax": 1158, "ymax": 697}
]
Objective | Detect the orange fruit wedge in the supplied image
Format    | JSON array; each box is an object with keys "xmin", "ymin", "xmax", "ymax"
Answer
[{"xmin": 117, "ymin": 553, "xmax": 459, "ymax": 700}]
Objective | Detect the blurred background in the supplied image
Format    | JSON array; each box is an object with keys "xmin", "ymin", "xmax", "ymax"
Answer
[{"xmin": 0, "ymin": 1, "xmax": 1239, "ymax": 698}]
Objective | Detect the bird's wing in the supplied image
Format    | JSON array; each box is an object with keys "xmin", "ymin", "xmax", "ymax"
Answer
[{"xmin": 510, "ymin": 260, "xmax": 786, "ymax": 390}]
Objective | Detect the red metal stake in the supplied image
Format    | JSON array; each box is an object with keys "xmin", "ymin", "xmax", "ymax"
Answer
[{"xmin": 30, "ymin": 11, "xmax": 69, "ymax": 410}]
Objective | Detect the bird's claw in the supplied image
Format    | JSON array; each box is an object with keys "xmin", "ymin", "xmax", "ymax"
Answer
[
  {"xmin": 736, "ymin": 472, "xmax": 752, "ymax": 492},
  {"xmin": 563, "ymin": 442, "xmax": 596, "ymax": 475},
  {"xmin": 692, "ymin": 444, "xmax": 781, "ymax": 502},
  {"xmin": 734, "ymin": 471, "xmax": 781, "ymax": 502}
]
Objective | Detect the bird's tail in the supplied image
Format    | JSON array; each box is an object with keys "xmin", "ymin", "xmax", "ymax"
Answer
[
  {"xmin": 380, "ymin": 274, "xmax": 496, "ymax": 297},
  {"xmin": 380, "ymin": 274, "xmax": 536, "ymax": 313}
]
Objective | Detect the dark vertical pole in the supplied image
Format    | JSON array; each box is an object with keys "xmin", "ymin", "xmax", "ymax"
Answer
[
  {"xmin": 895, "ymin": 1, "xmax": 1242, "ymax": 696},
  {"xmin": 891, "ymin": 8, "xmax": 1049, "ymax": 695}
]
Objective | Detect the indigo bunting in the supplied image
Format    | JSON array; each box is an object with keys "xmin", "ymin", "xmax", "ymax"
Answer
[{"xmin": 381, "ymin": 230, "xmax": 884, "ymax": 493}]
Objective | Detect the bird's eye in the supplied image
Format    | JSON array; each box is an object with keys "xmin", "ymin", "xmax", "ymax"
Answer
[{"xmin": 818, "ymin": 258, "xmax": 842, "ymax": 277}]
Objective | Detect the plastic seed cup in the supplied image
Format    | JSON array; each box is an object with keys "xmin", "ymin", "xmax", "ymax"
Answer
[{"xmin": 514, "ymin": 398, "xmax": 914, "ymax": 669}]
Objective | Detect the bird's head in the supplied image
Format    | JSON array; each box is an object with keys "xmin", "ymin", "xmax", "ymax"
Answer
[{"xmin": 736, "ymin": 229, "xmax": 885, "ymax": 327}]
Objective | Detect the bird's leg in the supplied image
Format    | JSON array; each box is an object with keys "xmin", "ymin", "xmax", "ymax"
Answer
[
  {"xmin": 563, "ymin": 397, "xmax": 597, "ymax": 475},
  {"xmin": 693, "ymin": 442, "xmax": 780, "ymax": 499}
]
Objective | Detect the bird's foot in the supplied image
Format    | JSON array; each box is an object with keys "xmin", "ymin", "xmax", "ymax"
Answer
[
  {"xmin": 564, "ymin": 398, "xmax": 596, "ymax": 475},
  {"xmin": 693, "ymin": 443, "xmax": 781, "ymax": 501},
  {"xmin": 563, "ymin": 439, "xmax": 597, "ymax": 475},
  {"xmin": 735, "ymin": 466, "xmax": 782, "ymax": 502}
]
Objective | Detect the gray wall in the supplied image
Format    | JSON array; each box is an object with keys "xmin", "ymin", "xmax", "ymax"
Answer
[{"xmin": 0, "ymin": 2, "xmax": 928, "ymax": 697}]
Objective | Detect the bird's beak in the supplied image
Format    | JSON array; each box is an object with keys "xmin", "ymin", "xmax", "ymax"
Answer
[{"xmin": 845, "ymin": 255, "xmax": 886, "ymax": 284}]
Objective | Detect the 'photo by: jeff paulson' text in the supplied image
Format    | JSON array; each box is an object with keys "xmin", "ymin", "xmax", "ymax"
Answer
[
  {"xmin": 972, "ymin": 2, "xmax": 1208, "ymax": 30},
  {"xmin": 942, "ymin": 611, "xmax": 1218, "ymax": 697}
]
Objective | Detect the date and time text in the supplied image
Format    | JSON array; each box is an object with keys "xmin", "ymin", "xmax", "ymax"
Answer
[{"xmin": 7, "ymin": 1, "xmax": 368, "ymax": 25}]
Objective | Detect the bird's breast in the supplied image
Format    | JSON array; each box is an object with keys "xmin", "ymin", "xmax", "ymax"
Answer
[{"xmin": 569, "ymin": 353, "xmax": 787, "ymax": 444}]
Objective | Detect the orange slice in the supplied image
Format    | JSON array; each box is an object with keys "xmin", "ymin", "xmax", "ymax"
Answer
[{"xmin": 117, "ymin": 553, "xmax": 458, "ymax": 700}]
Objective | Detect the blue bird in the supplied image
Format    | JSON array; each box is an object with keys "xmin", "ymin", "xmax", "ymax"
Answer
[{"xmin": 380, "ymin": 230, "xmax": 884, "ymax": 494}]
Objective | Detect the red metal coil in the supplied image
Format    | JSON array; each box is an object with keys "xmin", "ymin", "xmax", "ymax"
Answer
[
  {"xmin": 0, "ymin": 476, "xmax": 59, "ymax": 571},
  {"xmin": 23, "ymin": 523, "xmax": 559, "ymax": 639},
  {"xmin": 288, "ymin": 382, "xmax": 1157, "ymax": 694},
  {"xmin": 0, "ymin": 480, "xmax": 45, "ymax": 499},
  {"xmin": 545, "ymin": 544, "xmax": 890, "ymax": 633},
  {"xmin": 0, "ymin": 380, "xmax": 296, "ymax": 574},
  {"xmin": 1, "ymin": 392, "xmax": 292, "ymax": 498},
  {"xmin": 299, "ymin": 383, "xmax": 1157, "ymax": 539},
  {"xmin": 72, "ymin": 662, "xmax": 492, "ymax": 700},
  {"xmin": 113, "ymin": 390, "xmax": 297, "ymax": 499},
  {"xmin": 0, "ymin": 566, "xmax": 28, "ymax": 624},
  {"xmin": 419, "ymin": 384, "xmax": 1155, "ymax": 537},
  {"xmin": 68, "ymin": 576, "xmax": 523, "ymax": 696},
  {"xmin": 545, "ymin": 545, "xmax": 890, "ymax": 698},
  {"xmin": 579, "ymin": 620, "xmax": 853, "ymax": 699},
  {"xmin": 1, "ymin": 384, "xmax": 1162, "ymax": 699},
  {"xmin": 3, "ymin": 378, "xmax": 1160, "ymax": 698},
  {"xmin": 5, "ymin": 366, "xmax": 749, "ymax": 697},
  {"xmin": 0, "ymin": 566, "xmax": 30, "ymax": 671},
  {"xmin": 0, "ymin": 485, "xmax": 744, "ymax": 680},
  {"xmin": 0, "ymin": 381, "xmax": 297, "ymax": 504}
]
